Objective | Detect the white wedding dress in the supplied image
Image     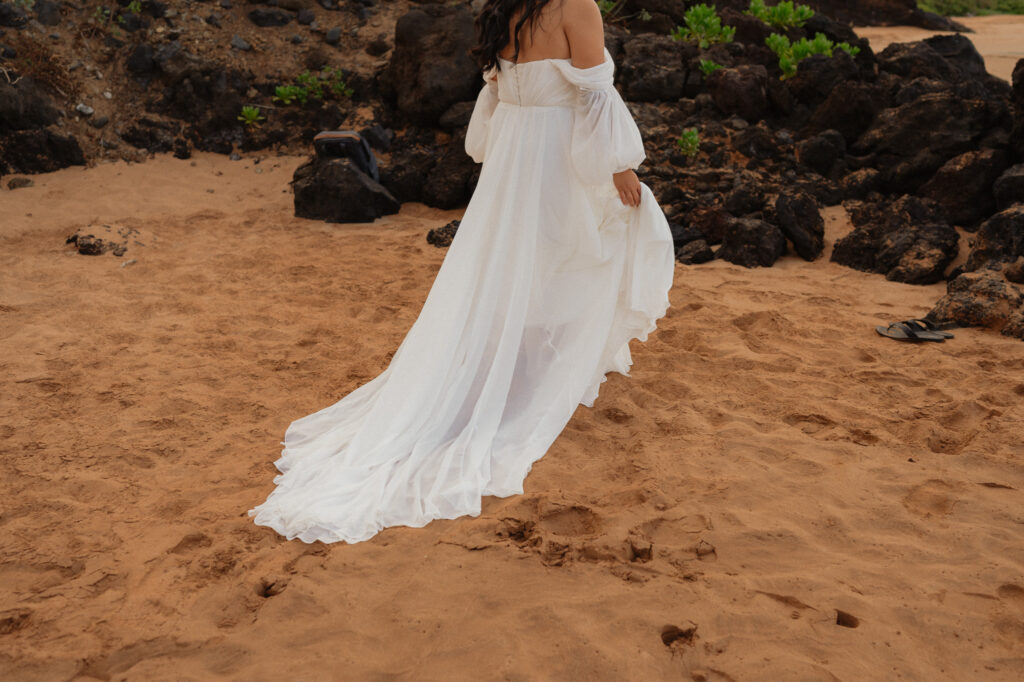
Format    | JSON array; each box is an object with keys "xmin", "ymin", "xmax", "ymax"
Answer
[{"xmin": 249, "ymin": 48, "xmax": 675, "ymax": 544}]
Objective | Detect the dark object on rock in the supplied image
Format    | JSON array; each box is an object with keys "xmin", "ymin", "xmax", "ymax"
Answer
[
  {"xmin": 928, "ymin": 270, "xmax": 1024, "ymax": 338},
  {"xmin": 993, "ymin": 164, "xmax": 1024, "ymax": 210},
  {"xmin": 325, "ymin": 27, "xmax": 341, "ymax": 46},
  {"xmin": 617, "ymin": 35, "xmax": 689, "ymax": 103},
  {"xmin": 248, "ymin": 8, "xmax": 293, "ymax": 27},
  {"xmin": 297, "ymin": 8, "xmax": 314, "ymax": 24},
  {"xmin": 832, "ymin": 195, "xmax": 958, "ymax": 284},
  {"xmin": 0, "ymin": 128, "xmax": 85, "ymax": 174},
  {"xmin": 717, "ymin": 217, "xmax": 787, "ymax": 268},
  {"xmin": 7, "ymin": 176, "xmax": 33, "ymax": 190},
  {"xmin": 774, "ymin": 191, "xmax": 824, "ymax": 261},
  {"xmin": 707, "ymin": 65, "xmax": 768, "ymax": 123},
  {"xmin": 964, "ymin": 205, "xmax": 1024, "ymax": 273},
  {"xmin": 426, "ymin": 220, "xmax": 459, "ymax": 248},
  {"xmin": 89, "ymin": 116, "xmax": 109, "ymax": 129},
  {"xmin": 292, "ymin": 157, "xmax": 399, "ymax": 223},
  {"xmin": 676, "ymin": 239, "xmax": 714, "ymax": 265},
  {"xmin": 919, "ymin": 149, "xmax": 1009, "ymax": 227},
  {"xmin": 386, "ymin": 6, "xmax": 478, "ymax": 126},
  {"xmin": 796, "ymin": 129, "xmax": 846, "ymax": 178},
  {"xmin": 313, "ymin": 130, "xmax": 379, "ymax": 181}
]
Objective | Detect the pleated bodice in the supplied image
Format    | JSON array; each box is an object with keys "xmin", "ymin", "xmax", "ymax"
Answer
[{"xmin": 496, "ymin": 58, "xmax": 578, "ymax": 108}]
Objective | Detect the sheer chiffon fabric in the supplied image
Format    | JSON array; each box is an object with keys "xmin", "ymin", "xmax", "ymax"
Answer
[{"xmin": 248, "ymin": 48, "xmax": 675, "ymax": 544}]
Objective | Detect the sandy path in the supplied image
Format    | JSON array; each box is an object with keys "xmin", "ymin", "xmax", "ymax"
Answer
[
  {"xmin": 2, "ymin": 151, "xmax": 1022, "ymax": 680},
  {"xmin": 856, "ymin": 15, "xmax": 1024, "ymax": 82}
]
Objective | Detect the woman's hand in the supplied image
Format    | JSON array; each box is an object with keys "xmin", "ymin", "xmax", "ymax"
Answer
[{"xmin": 613, "ymin": 169, "xmax": 642, "ymax": 207}]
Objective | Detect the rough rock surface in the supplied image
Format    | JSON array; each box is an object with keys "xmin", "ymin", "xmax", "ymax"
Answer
[
  {"xmin": 386, "ymin": 5, "xmax": 478, "ymax": 126},
  {"xmin": 292, "ymin": 157, "xmax": 400, "ymax": 223}
]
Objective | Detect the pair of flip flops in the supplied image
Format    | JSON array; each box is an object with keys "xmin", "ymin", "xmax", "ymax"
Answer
[{"xmin": 875, "ymin": 318, "xmax": 955, "ymax": 342}]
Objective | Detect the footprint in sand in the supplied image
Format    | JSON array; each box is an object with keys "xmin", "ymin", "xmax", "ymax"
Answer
[{"xmin": 902, "ymin": 479, "xmax": 963, "ymax": 518}]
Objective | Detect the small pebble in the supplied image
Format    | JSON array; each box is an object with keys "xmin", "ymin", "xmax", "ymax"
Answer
[
  {"xmin": 75, "ymin": 103, "xmax": 94, "ymax": 116},
  {"xmin": 230, "ymin": 34, "xmax": 251, "ymax": 51}
]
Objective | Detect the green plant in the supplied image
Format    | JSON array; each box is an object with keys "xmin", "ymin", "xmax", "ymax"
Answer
[
  {"xmin": 273, "ymin": 68, "xmax": 355, "ymax": 106},
  {"xmin": 238, "ymin": 105, "xmax": 266, "ymax": 128},
  {"xmin": 92, "ymin": 5, "xmax": 111, "ymax": 23},
  {"xmin": 699, "ymin": 59, "xmax": 724, "ymax": 77},
  {"xmin": 597, "ymin": 0, "xmax": 625, "ymax": 17},
  {"xmin": 745, "ymin": 0, "xmax": 814, "ymax": 28},
  {"xmin": 13, "ymin": 0, "xmax": 35, "ymax": 10},
  {"xmin": 677, "ymin": 128, "xmax": 701, "ymax": 157},
  {"xmin": 127, "ymin": 0, "xmax": 142, "ymax": 13},
  {"xmin": 273, "ymin": 84, "xmax": 307, "ymax": 105},
  {"xmin": 766, "ymin": 32, "xmax": 860, "ymax": 79},
  {"xmin": 322, "ymin": 66, "xmax": 354, "ymax": 97},
  {"xmin": 671, "ymin": 4, "xmax": 735, "ymax": 49},
  {"xmin": 916, "ymin": 0, "xmax": 1024, "ymax": 15},
  {"xmin": 296, "ymin": 70, "xmax": 324, "ymax": 100}
]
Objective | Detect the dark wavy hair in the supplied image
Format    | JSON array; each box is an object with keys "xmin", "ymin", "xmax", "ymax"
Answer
[{"xmin": 472, "ymin": 0, "xmax": 560, "ymax": 72}]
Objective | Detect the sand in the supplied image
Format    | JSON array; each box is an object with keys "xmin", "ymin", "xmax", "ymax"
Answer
[
  {"xmin": 856, "ymin": 15, "xmax": 1024, "ymax": 82},
  {"xmin": 2, "ymin": 25, "xmax": 1024, "ymax": 682}
]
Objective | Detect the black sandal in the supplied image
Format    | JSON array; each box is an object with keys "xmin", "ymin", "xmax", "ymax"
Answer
[
  {"xmin": 903, "ymin": 318, "xmax": 955, "ymax": 339},
  {"xmin": 875, "ymin": 321, "xmax": 946, "ymax": 342}
]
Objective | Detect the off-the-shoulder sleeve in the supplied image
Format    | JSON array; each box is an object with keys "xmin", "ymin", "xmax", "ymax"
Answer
[
  {"xmin": 553, "ymin": 50, "xmax": 646, "ymax": 186},
  {"xmin": 465, "ymin": 67, "xmax": 499, "ymax": 164}
]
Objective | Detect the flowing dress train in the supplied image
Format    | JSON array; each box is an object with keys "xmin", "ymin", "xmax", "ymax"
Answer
[{"xmin": 248, "ymin": 48, "xmax": 675, "ymax": 544}]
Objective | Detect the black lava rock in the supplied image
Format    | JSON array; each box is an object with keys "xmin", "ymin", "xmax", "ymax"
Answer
[
  {"xmin": 717, "ymin": 217, "xmax": 787, "ymax": 268},
  {"xmin": 293, "ymin": 157, "xmax": 399, "ymax": 223},
  {"xmin": 774, "ymin": 191, "xmax": 824, "ymax": 261}
]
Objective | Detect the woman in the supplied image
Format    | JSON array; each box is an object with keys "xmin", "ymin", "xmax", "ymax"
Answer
[{"xmin": 248, "ymin": 0, "xmax": 675, "ymax": 544}]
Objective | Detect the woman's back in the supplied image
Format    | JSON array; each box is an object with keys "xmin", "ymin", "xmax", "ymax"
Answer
[{"xmin": 495, "ymin": 0, "xmax": 604, "ymax": 68}]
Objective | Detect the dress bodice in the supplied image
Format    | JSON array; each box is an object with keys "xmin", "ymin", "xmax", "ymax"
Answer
[
  {"xmin": 466, "ymin": 48, "xmax": 646, "ymax": 186},
  {"xmin": 496, "ymin": 58, "xmax": 578, "ymax": 108}
]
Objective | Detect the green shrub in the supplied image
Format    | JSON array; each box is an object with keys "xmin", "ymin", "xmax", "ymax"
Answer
[
  {"xmin": 273, "ymin": 84, "xmax": 307, "ymax": 105},
  {"xmin": 237, "ymin": 105, "xmax": 266, "ymax": 128},
  {"xmin": 273, "ymin": 69, "xmax": 354, "ymax": 106},
  {"xmin": 917, "ymin": 0, "xmax": 1024, "ymax": 15},
  {"xmin": 671, "ymin": 4, "xmax": 736, "ymax": 49},
  {"xmin": 745, "ymin": 0, "xmax": 815, "ymax": 28},
  {"xmin": 766, "ymin": 32, "xmax": 860, "ymax": 79},
  {"xmin": 699, "ymin": 59, "xmax": 724, "ymax": 77},
  {"xmin": 677, "ymin": 128, "xmax": 701, "ymax": 157}
]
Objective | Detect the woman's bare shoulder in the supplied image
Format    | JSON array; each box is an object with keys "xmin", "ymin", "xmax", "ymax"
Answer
[{"xmin": 562, "ymin": 0, "xmax": 605, "ymax": 68}]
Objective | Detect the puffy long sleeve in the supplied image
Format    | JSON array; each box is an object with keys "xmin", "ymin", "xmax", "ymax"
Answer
[
  {"xmin": 465, "ymin": 67, "xmax": 499, "ymax": 164},
  {"xmin": 553, "ymin": 49, "xmax": 646, "ymax": 187}
]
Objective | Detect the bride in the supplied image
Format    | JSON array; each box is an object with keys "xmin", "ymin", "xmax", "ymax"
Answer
[{"xmin": 248, "ymin": 0, "xmax": 675, "ymax": 544}]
